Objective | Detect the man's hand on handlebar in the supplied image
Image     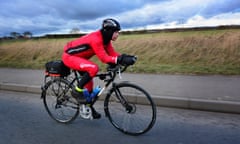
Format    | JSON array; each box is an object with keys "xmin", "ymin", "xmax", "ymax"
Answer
[
  {"xmin": 107, "ymin": 54, "xmax": 137, "ymax": 72},
  {"xmin": 117, "ymin": 54, "xmax": 137, "ymax": 66}
]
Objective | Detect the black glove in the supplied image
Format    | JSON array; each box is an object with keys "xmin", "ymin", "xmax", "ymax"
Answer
[{"xmin": 117, "ymin": 54, "xmax": 137, "ymax": 66}]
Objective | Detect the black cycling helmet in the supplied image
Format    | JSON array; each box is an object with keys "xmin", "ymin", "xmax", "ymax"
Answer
[{"xmin": 102, "ymin": 18, "xmax": 121, "ymax": 31}]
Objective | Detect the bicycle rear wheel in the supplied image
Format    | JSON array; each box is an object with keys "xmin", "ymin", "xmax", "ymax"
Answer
[
  {"xmin": 42, "ymin": 78, "xmax": 79, "ymax": 123},
  {"xmin": 104, "ymin": 82, "xmax": 156, "ymax": 136}
]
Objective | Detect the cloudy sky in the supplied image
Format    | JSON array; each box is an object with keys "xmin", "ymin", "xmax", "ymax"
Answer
[{"xmin": 0, "ymin": 0, "xmax": 240, "ymax": 36}]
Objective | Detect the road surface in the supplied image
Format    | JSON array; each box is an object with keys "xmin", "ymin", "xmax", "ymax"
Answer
[{"xmin": 0, "ymin": 90, "xmax": 240, "ymax": 144}]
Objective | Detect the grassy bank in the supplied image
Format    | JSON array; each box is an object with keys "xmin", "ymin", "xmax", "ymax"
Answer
[{"xmin": 1, "ymin": 29, "xmax": 240, "ymax": 75}]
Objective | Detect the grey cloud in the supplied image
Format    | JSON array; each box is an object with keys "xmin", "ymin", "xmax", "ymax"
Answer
[
  {"xmin": 198, "ymin": 0, "xmax": 240, "ymax": 18},
  {"xmin": 0, "ymin": 0, "xmax": 240, "ymax": 36}
]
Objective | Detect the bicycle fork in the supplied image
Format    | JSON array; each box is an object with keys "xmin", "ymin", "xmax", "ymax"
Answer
[{"xmin": 104, "ymin": 83, "xmax": 133, "ymax": 116}]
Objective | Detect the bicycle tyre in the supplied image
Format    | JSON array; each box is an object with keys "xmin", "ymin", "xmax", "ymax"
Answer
[
  {"xmin": 42, "ymin": 78, "xmax": 79, "ymax": 123},
  {"xmin": 104, "ymin": 82, "xmax": 156, "ymax": 136}
]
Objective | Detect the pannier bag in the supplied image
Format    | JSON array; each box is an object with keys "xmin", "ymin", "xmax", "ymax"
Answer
[{"xmin": 45, "ymin": 60, "xmax": 70, "ymax": 77}]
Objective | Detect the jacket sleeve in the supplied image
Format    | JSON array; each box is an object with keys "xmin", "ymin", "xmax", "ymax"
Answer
[
  {"xmin": 105, "ymin": 43, "xmax": 120, "ymax": 57},
  {"xmin": 91, "ymin": 40, "xmax": 118, "ymax": 64}
]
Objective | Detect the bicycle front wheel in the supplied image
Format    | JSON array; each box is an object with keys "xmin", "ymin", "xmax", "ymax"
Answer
[
  {"xmin": 104, "ymin": 82, "xmax": 156, "ymax": 136},
  {"xmin": 42, "ymin": 78, "xmax": 79, "ymax": 123}
]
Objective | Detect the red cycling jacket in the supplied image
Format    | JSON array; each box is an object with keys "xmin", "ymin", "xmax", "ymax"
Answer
[{"xmin": 63, "ymin": 30, "xmax": 119, "ymax": 64}]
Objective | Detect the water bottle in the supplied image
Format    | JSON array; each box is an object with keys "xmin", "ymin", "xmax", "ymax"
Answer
[
  {"xmin": 90, "ymin": 86, "xmax": 101, "ymax": 100},
  {"xmin": 83, "ymin": 86, "xmax": 101, "ymax": 103},
  {"xmin": 82, "ymin": 89, "xmax": 91, "ymax": 102}
]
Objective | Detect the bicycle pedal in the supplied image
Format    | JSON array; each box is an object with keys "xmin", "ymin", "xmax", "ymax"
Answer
[{"xmin": 79, "ymin": 104, "xmax": 93, "ymax": 120}]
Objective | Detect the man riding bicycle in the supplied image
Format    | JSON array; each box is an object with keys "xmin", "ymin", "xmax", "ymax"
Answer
[{"xmin": 62, "ymin": 18, "xmax": 135, "ymax": 119}]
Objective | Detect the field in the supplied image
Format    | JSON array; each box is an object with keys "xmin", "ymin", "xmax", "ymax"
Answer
[{"xmin": 1, "ymin": 28, "xmax": 240, "ymax": 75}]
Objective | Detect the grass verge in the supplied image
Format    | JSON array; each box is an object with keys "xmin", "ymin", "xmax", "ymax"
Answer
[{"xmin": 1, "ymin": 29, "xmax": 240, "ymax": 75}]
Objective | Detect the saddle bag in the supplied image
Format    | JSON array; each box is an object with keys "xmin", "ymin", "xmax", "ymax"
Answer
[{"xmin": 45, "ymin": 60, "xmax": 70, "ymax": 77}]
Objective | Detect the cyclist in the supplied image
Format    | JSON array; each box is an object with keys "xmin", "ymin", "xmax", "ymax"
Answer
[{"xmin": 62, "ymin": 18, "xmax": 135, "ymax": 119}]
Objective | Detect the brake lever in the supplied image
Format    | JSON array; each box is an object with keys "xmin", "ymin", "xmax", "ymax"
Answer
[{"xmin": 118, "ymin": 67, "xmax": 122, "ymax": 79}]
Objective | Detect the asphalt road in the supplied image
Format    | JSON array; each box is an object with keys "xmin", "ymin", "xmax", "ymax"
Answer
[
  {"xmin": 1, "ymin": 68, "xmax": 240, "ymax": 102},
  {"xmin": 0, "ymin": 90, "xmax": 240, "ymax": 144}
]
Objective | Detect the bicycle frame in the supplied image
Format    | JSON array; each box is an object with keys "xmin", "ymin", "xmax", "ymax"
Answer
[{"xmin": 68, "ymin": 65, "xmax": 128, "ymax": 105}]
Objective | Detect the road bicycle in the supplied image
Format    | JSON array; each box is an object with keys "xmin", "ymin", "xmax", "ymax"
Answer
[{"xmin": 41, "ymin": 61, "xmax": 156, "ymax": 136}]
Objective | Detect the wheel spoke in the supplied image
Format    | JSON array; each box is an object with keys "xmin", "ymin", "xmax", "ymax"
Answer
[
  {"xmin": 105, "ymin": 82, "xmax": 156, "ymax": 135},
  {"xmin": 42, "ymin": 78, "xmax": 79, "ymax": 123}
]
